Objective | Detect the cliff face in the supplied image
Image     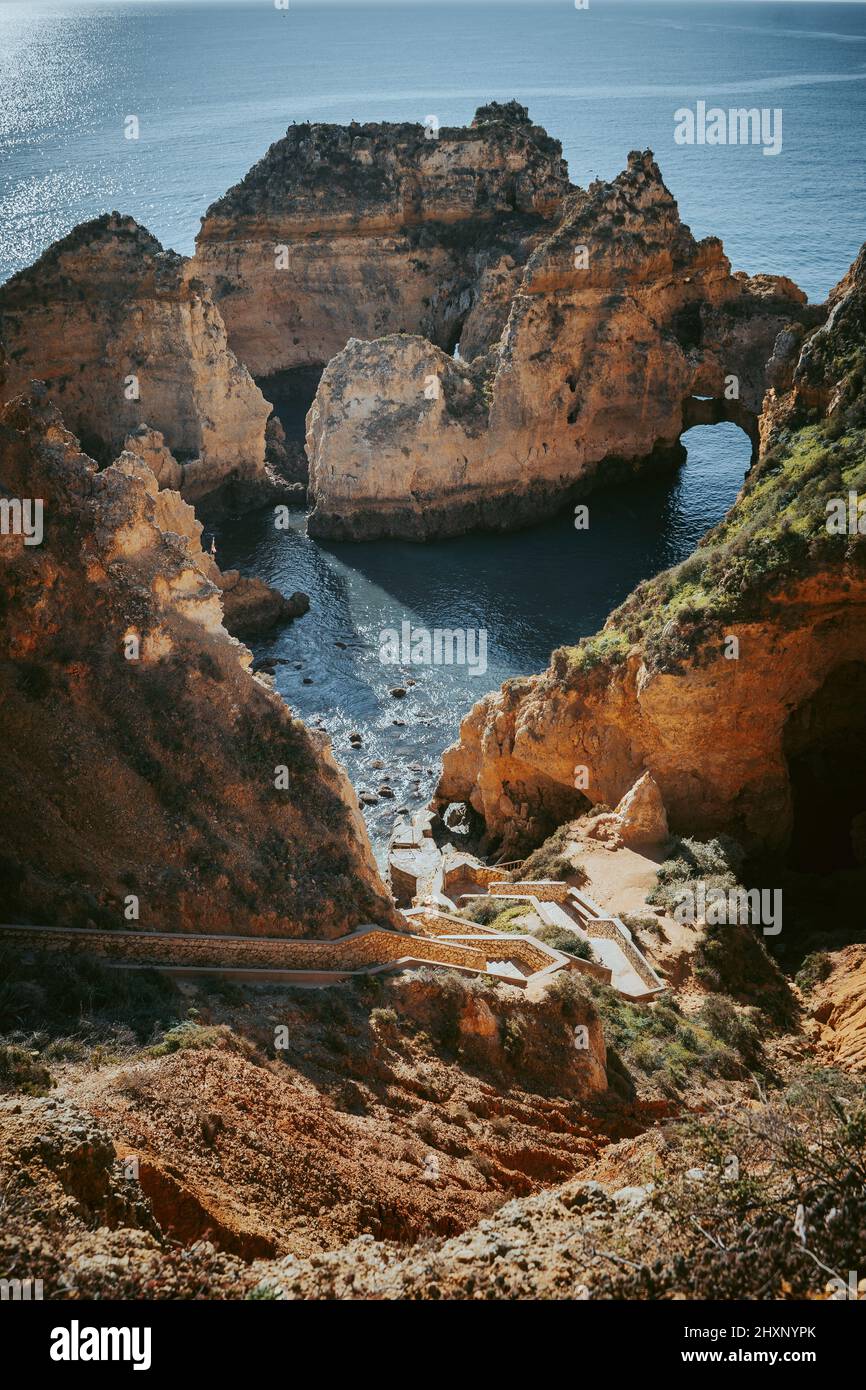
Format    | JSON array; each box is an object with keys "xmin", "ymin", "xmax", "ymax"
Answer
[
  {"xmin": 117, "ymin": 428, "xmax": 309, "ymax": 641},
  {"xmin": 435, "ymin": 243, "xmax": 866, "ymax": 859},
  {"xmin": 194, "ymin": 102, "xmax": 569, "ymax": 378},
  {"xmin": 437, "ymin": 573, "xmax": 866, "ymax": 858},
  {"xmin": 0, "ymin": 215, "xmax": 274, "ymax": 509},
  {"xmin": 306, "ymin": 151, "xmax": 813, "ymax": 540},
  {"xmin": 0, "ymin": 391, "xmax": 396, "ymax": 937},
  {"xmin": 760, "ymin": 243, "xmax": 866, "ymax": 451}
]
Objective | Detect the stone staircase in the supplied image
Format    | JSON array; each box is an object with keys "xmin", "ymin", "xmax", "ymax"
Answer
[
  {"xmin": 0, "ymin": 820, "xmax": 664, "ymax": 998},
  {"xmin": 387, "ymin": 810, "xmax": 665, "ymax": 1001}
]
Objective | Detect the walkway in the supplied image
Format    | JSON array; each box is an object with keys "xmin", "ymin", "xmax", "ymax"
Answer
[{"xmin": 387, "ymin": 811, "xmax": 665, "ymax": 1001}]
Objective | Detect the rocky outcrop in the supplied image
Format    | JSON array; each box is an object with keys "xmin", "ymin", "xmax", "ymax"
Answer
[
  {"xmin": 306, "ymin": 150, "xmax": 814, "ymax": 540},
  {"xmin": 586, "ymin": 773, "xmax": 669, "ymax": 849},
  {"xmin": 113, "ymin": 438, "xmax": 308, "ymax": 641},
  {"xmin": 0, "ymin": 390, "xmax": 396, "ymax": 937},
  {"xmin": 307, "ymin": 334, "xmax": 498, "ymax": 539},
  {"xmin": 0, "ymin": 215, "xmax": 277, "ymax": 510},
  {"xmin": 435, "ymin": 243, "xmax": 866, "ymax": 858},
  {"xmin": 217, "ymin": 570, "xmax": 309, "ymax": 641},
  {"xmin": 760, "ymin": 243, "xmax": 866, "ymax": 452},
  {"xmin": 194, "ymin": 101, "xmax": 569, "ymax": 379},
  {"xmin": 123, "ymin": 424, "xmax": 184, "ymax": 491},
  {"xmin": 809, "ymin": 944, "xmax": 866, "ymax": 1072},
  {"xmin": 0, "ymin": 961, "xmax": 610, "ymax": 1287}
]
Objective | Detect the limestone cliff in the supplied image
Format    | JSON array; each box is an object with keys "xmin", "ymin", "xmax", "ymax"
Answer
[
  {"xmin": 0, "ymin": 215, "xmax": 276, "ymax": 510},
  {"xmin": 194, "ymin": 101, "xmax": 569, "ymax": 378},
  {"xmin": 306, "ymin": 151, "xmax": 814, "ymax": 540},
  {"xmin": 0, "ymin": 390, "xmax": 397, "ymax": 936},
  {"xmin": 435, "ymin": 243, "xmax": 866, "ymax": 859},
  {"xmin": 760, "ymin": 243, "xmax": 866, "ymax": 450},
  {"xmin": 117, "ymin": 429, "xmax": 309, "ymax": 641}
]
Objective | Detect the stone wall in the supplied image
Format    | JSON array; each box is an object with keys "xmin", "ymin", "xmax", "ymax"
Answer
[
  {"xmin": 581, "ymin": 918, "xmax": 664, "ymax": 993},
  {"xmin": 443, "ymin": 862, "xmax": 508, "ymax": 890},
  {"xmin": 0, "ymin": 924, "xmax": 489, "ymax": 975},
  {"xmin": 402, "ymin": 909, "xmax": 497, "ymax": 938},
  {"xmin": 444, "ymin": 934, "xmax": 560, "ymax": 976}
]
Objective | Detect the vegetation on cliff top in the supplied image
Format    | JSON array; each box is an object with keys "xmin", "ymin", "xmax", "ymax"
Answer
[
  {"xmin": 549, "ymin": 256, "xmax": 866, "ymax": 677},
  {"xmin": 556, "ymin": 416, "xmax": 866, "ymax": 680}
]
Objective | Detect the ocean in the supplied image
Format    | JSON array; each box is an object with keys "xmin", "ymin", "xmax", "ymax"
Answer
[
  {"xmin": 2, "ymin": 0, "xmax": 864, "ymax": 296},
  {"xmin": 2, "ymin": 0, "xmax": 863, "ymax": 856}
]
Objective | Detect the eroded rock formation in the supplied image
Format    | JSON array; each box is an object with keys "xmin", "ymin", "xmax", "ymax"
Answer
[
  {"xmin": 306, "ymin": 151, "xmax": 814, "ymax": 540},
  {"xmin": 114, "ymin": 434, "xmax": 309, "ymax": 640},
  {"xmin": 0, "ymin": 390, "xmax": 396, "ymax": 936},
  {"xmin": 585, "ymin": 772, "xmax": 669, "ymax": 849},
  {"xmin": 809, "ymin": 944, "xmax": 866, "ymax": 1071},
  {"xmin": 760, "ymin": 243, "xmax": 866, "ymax": 451},
  {"xmin": 194, "ymin": 101, "xmax": 569, "ymax": 380},
  {"xmin": 0, "ymin": 215, "xmax": 276, "ymax": 509},
  {"xmin": 434, "ymin": 242, "xmax": 866, "ymax": 858}
]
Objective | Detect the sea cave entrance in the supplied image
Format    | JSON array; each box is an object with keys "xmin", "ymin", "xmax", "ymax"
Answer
[
  {"xmin": 783, "ymin": 662, "xmax": 866, "ymax": 873},
  {"xmin": 257, "ymin": 364, "xmax": 326, "ymax": 486}
]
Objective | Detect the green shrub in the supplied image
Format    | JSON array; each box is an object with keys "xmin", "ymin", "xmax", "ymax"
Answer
[
  {"xmin": 599, "ymin": 1073, "xmax": 866, "ymax": 1300},
  {"xmin": 369, "ymin": 1006, "xmax": 400, "ymax": 1041},
  {"xmin": 516, "ymin": 825, "xmax": 587, "ymax": 884},
  {"xmin": 535, "ymin": 922, "xmax": 596, "ymax": 961},
  {"xmin": 696, "ymin": 996, "xmax": 764, "ymax": 1066},
  {"xmin": 620, "ymin": 911, "xmax": 664, "ymax": 939},
  {"xmin": 148, "ymin": 1019, "xmax": 227, "ymax": 1056},
  {"xmin": 460, "ymin": 901, "xmax": 531, "ymax": 932},
  {"xmin": 581, "ymin": 981, "xmax": 746, "ymax": 1093},
  {"xmin": 0, "ymin": 948, "xmax": 183, "ymax": 1044},
  {"xmin": 0, "ymin": 1043, "xmax": 53, "ymax": 1095},
  {"xmin": 460, "ymin": 898, "xmax": 502, "ymax": 925},
  {"xmin": 693, "ymin": 922, "xmax": 796, "ymax": 1028},
  {"xmin": 795, "ymin": 951, "xmax": 833, "ymax": 993},
  {"xmin": 646, "ymin": 836, "xmax": 745, "ymax": 914}
]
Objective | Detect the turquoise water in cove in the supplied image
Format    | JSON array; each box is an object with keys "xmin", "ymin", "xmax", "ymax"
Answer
[{"xmin": 1, "ymin": 1, "xmax": 863, "ymax": 855}]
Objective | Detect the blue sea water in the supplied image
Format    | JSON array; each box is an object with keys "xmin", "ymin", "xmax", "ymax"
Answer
[
  {"xmin": 2, "ymin": 0, "xmax": 864, "ymax": 296},
  {"xmin": 1, "ymin": 0, "xmax": 863, "ymax": 854},
  {"xmin": 215, "ymin": 424, "xmax": 753, "ymax": 856}
]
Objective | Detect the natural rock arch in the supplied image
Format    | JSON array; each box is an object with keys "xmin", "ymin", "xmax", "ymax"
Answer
[{"xmin": 681, "ymin": 395, "xmax": 760, "ymax": 465}]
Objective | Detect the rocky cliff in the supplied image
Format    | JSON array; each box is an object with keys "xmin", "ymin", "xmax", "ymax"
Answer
[
  {"xmin": 194, "ymin": 101, "xmax": 569, "ymax": 379},
  {"xmin": 435, "ymin": 242, "xmax": 866, "ymax": 859},
  {"xmin": 0, "ymin": 390, "xmax": 396, "ymax": 936},
  {"xmin": 0, "ymin": 215, "xmax": 276, "ymax": 510},
  {"xmin": 306, "ymin": 151, "xmax": 814, "ymax": 540},
  {"xmin": 120, "ymin": 426, "xmax": 309, "ymax": 641}
]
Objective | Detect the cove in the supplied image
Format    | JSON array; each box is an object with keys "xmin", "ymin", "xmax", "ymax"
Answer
[{"xmin": 213, "ymin": 423, "xmax": 751, "ymax": 866}]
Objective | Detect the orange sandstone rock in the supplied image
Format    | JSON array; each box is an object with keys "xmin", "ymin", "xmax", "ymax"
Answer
[
  {"xmin": 307, "ymin": 151, "xmax": 812, "ymax": 540},
  {"xmin": 0, "ymin": 215, "xmax": 274, "ymax": 509}
]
